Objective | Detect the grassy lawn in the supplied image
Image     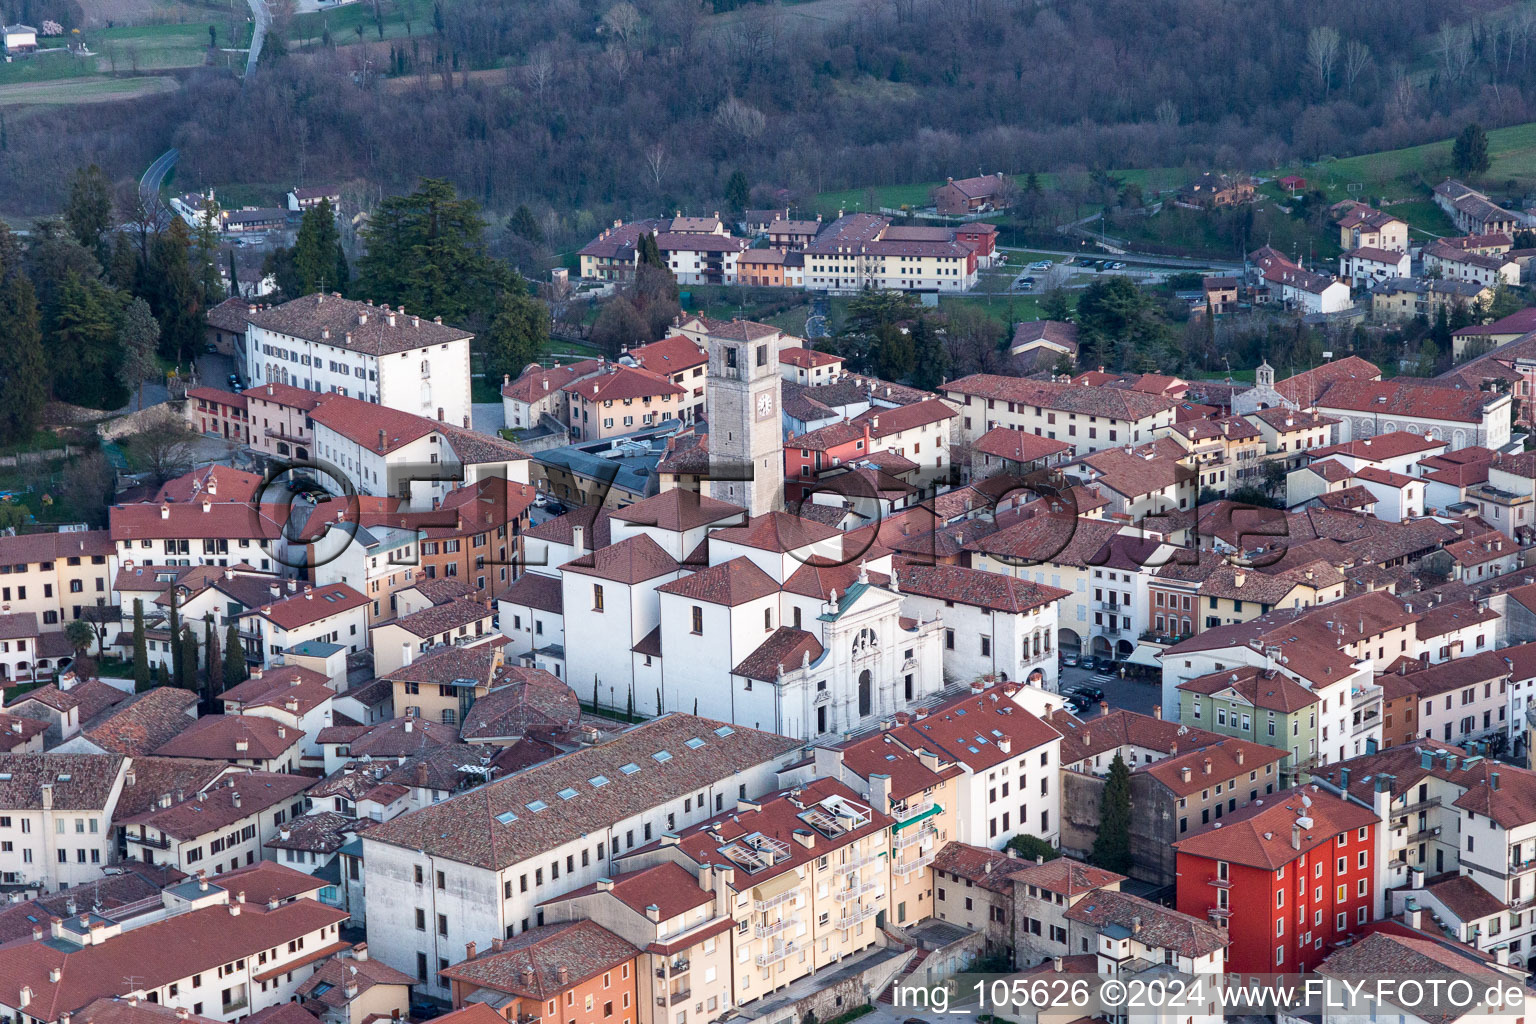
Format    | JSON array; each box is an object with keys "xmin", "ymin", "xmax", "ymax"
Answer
[
  {"xmin": 0, "ymin": 428, "xmax": 68, "ymax": 458},
  {"xmin": 0, "ymin": 75, "xmax": 178, "ymax": 106},
  {"xmin": 812, "ymin": 168, "xmax": 1187, "ymax": 218},
  {"xmin": 0, "ymin": 49, "xmax": 97, "ymax": 85},
  {"xmin": 289, "ymin": 0, "xmax": 418, "ymax": 49},
  {"xmin": 89, "ymin": 22, "xmax": 219, "ymax": 70},
  {"xmin": 1383, "ymin": 199, "xmax": 1457, "ymax": 238},
  {"xmin": 938, "ymin": 292, "xmax": 1052, "ymax": 326},
  {"xmin": 1279, "ymin": 121, "xmax": 1536, "ymax": 201}
]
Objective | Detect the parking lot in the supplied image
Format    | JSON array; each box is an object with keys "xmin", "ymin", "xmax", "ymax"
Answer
[{"xmin": 1057, "ymin": 659, "xmax": 1162, "ymax": 720}]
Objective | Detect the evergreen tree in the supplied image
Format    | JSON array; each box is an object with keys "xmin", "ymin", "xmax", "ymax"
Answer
[
  {"xmin": 509, "ymin": 205, "xmax": 544, "ymax": 245},
  {"xmin": 356, "ymin": 178, "xmax": 509, "ymax": 324},
  {"xmin": 1005, "ymin": 833, "xmax": 1060, "ymax": 862},
  {"xmin": 1040, "ymin": 288, "xmax": 1072, "ymax": 323},
  {"xmin": 227, "ymin": 249, "xmax": 241, "ymax": 298},
  {"xmin": 483, "ymin": 275, "xmax": 550, "ymax": 382},
  {"xmin": 1452, "ymin": 123, "xmax": 1491, "ymax": 176},
  {"xmin": 291, "ymin": 199, "xmax": 349, "ymax": 295},
  {"xmin": 204, "ymin": 613, "xmax": 222, "ymax": 704},
  {"xmin": 118, "ymin": 297, "xmax": 160, "ymax": 412},
  {"xmin": 64, "ymin": 164, "xmax": 114, "ymax": 253},
  {"xmin": 224, "ymin": 621, "xmax": 247, "ymax": 685},
  {"xmin": 50, "ymin": 272, "xmax": 126, "ymax": 409},
  {"xmin": 148, "ymin": 220, "xmax": 203, "ymax": 364},
  {"xmin": 724, "ymin": 171, "xmax": 750, "ymax": 215},
  {"xmin": 178, "ymin": 624, "xmax": 199, "ymax": 693},
  {"xmin": 150, "ymin": 661, "xmax": 160, "ymax": 687},
  {"xmin": 107, "ymin": 233, "xmax": 140, "ymax": 292},
  {"xmin": 1090, "ymin": 753, "xmax": 1133, "ymax": 874},
  {"xmin": 132, "ymin": 599, "xmax": 151, "ymax": 692},
  {"xmin": 636, "ymin": 232, "xmax": 666, "ymax": 270},
  {"xmin": 192, "ymin": 195, "xmax": 224, "ymax": 303},
  {"xmin": 167, "ymin": 588, "xmax": 182, "ymax": 680},
  {"xmin": 626, "ymin": 683, "xmax": 635, "ymax": 718},
  {"xmin": 908, "ymin": 316, "xmax": 948, "ymax": 390},
  {"xmin": 592, "ymin": 675, "xmax": 599, "ymax": 713},
  {"xmin": 0, "ymin": 273, "xmax": 47, "ymax": 442}
]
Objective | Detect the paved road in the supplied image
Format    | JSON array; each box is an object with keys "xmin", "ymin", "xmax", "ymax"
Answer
[
  {"xmin": 245, "ymin": 0, "xmax": 270, "ymax": 76},
  {"xmin": 1058, "ymin": 663, "xmax": 1162, "ymax": 719},
  {"xmin": 139, "ymin": 147, "xmax": 178, "ymax": 203},
  {"xmin": 999, "ymin": 245, "xmax": 1243, "ymax": 273}
]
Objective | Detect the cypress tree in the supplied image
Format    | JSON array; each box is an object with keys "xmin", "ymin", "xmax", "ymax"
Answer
[
  {"xmin": 592, "ymin": 675, "xmax": 599, "ymax": 713},
  {"xmin": 1091, "ymin": 753, "xmax": 1134, "ymax": 875},
  {"xmin": 204, "ymin": 613, "xmax": 222, "ymax": 703},
  {"xmin": 224, "ymin": 620, "xmax": 247, "ymax": 685},
  {"xmin": 168, "ymin": 590, "xmax": 182, "ymax": 687},
  {"xmin": 0, "ymin": 274, "xmax": 47, "ymax": 443},
  {"xmin": 132, "ymin": 599, "xmax": 150, "ymax": 692},
  {"xmin": 178, "ymin": 625, "xmax": 199, "ymax": 694}
]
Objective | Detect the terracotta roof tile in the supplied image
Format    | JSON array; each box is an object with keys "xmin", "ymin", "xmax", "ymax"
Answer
[
  {"xmin": 731, "ymin": 627, "xmax": 825, "ymax": 681},
  {"xmin": 1172, "ymin": 784, "xmax": 1378, "ymax": 869},
  {"xmin": 438, "ymin": 920, "xmax": 639, "ymax": 997},
  {"xmin": 246, "ymin": 294, "xmax": 471, "ymax": 355},
  {"xmin": 610, "ymin": 490, "xmax": 746, "ymax": 533},
  {"xmin": 561, "ymin": 534, "xmax": 679, "ymax": 585}
]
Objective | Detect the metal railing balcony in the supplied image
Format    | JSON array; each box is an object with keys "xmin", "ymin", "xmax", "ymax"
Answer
[
  {"xmin": 894, "ymin": 853, "xmax": 934, "ymax": 877},
  {"xmin": 837, "ymin": 905, "xmax": 879, "ymax": 930},
  {"xmin": 753, "ymin": 888, "xmax": 797, "ymax": 913},
  {"xmin": 836, "ymin": 880, "xmax": 881, "ymax": 903},
  {"xmin": 756, "ymin": 942, "xmax": 797, "ymax": 967},
  {"xmin": 754, "ymin": 917, "xmax": 796, "ymax": 939},
  {"xmin": 892, "ymin": 799, "xmax": 933, "ymax": 822},
  {"xmin": 893, "ymin": 826, "xmax": 935, "ymax": 851}
]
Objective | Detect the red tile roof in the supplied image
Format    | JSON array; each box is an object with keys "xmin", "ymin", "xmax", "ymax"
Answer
[
  {"xmin": 563, "ymin": 364, "xmax": 685, "ymax": 402},
  {"xmin": 561, "ymin": 534, "xmax": 679, "ymax": 585},
  {"xmin": 1275, "ymin": 356, "xmax": 1381, "ymax": 407},
  {"xmin": 946, "ymin": 375, "xmax": 1177, "ymax": 420},
  {"xmin": 308, "ymin": 395, "xmax": 441, "ymax": 453},
  {"xmin": 109, "ymin": 502, "xmax": 289, "ymax": 542},
  {"xmin": 973, "ymin": 427, "xmax": 1073, "ymax": 463},
  {"xmin": 121, "ymin": 771, "xmax": 313, "ymax": 839},
  {"xmin": 891, "ymin": 689, "xmax": 1060, "ymax": 772},
  {"xmin": 708, "ymin": 510, "xmax": 840, "ymax": 553},
  {"xmin": 932, "ymin": 841, "xmax": 1019, "ymax": 895},
  {"xmin": 1172, "ymin": 784, "xmax": 1378, "ymax": 869},
  {"xmin": 1064, "ymin": 889, "xmax": 1227, "ymax": 957},
  {"xmin": 830, "ymin": 730, "xmax": 962, "ymax": 801},
  {"xmin": 852, "ymin": 398, "xmax": 956, "ymax": 436},
  {"xmin": 243, "ymin": 584, "xmax": 367, "ymax": 630},
  {"xmin": 1317, "ymin": 379, "xmax": 1503, "ymax": 423},
  {"xmin": 779, "ymin": 346, "xmax": 843, "ymax": 369},
  {"xmin": 893, "ymin": 563, "xmax": 1069, "ymax": 613},
  {"xmin": 502, "ymin": 360, "xmax": 602, "ymax": 404},
  {"xmin": 625, "ymin": 335, "xmax": 705, "ymax": 375},
  {"xmin": 1136, "ymin": 737, "xmax": 1288, "ymax": 797},
  {"xmin": 1311, "ymin": 431, "xmax": 1448, "ymax": 462},
  {"xmin": 247, "ymin": 294, "xmax": 471, "ymax": 355},
  {"xmin": 610, "ymin": 489, "xmax": 746, "ymax": 533},
  {"xmin": 154, "ymin": 715, "xmax": 304, "ymax": 762},
  {"xmin": 0, "ymin": 898, "xmax": 348, "ymax": 1020},
  {"xmin": 546, "ymin": 861, "xmax": 713, "ymax": 920},
  {"xmin": 731, "ymin": 627, "xmax": 825, "ymax": 680},
  {"xmin": 438, "ymin": 920, "xmax": 639, "ymax": 998},
  {"xmin": 658, "ymin": 556, "xmax": 779, "ymax": 606},
  {"xmin": 1009, "ymin": 855, "xmax": 1125, "ymax": 896},
  {"xmin": 154, "ymin": 465, "xmax": 264, "ymax": 504}
]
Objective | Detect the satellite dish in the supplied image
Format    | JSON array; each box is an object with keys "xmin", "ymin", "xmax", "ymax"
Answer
[{"xmin": 1302, "ymin": 795, "xmax": 1313, "ymax": 808}]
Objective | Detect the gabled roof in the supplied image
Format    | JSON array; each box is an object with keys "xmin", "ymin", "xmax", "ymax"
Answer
[
  {"xmin": 708, "ymin": 510, "xmax": 839, "ymax": 553},
  {"xmin": 562, "ymin": 364, "xmax": 685, "ymax": 402},
  {"xmin": 243, "ymin": 584, "xmax": 368, "ymax": 630},
  {"xmin": 438, "ymin": 920, "xmax": 639, "ymax": 997},
  {"xmin": 626, "ymin": 335, "xmax": 706, "ymax": 375},
  {"xmin": 561, "ymin": 534, "xmax": 679, "ymax": 585},
  {"xmin": 731, "ymin": 627, "xmax": 825, "ymax": 681},
  {"xmin": 1064, "ymin": 888, "xmax": 1227, "ymax": 957},
  {"xmin": 246, "ymin": 293, "xmax": 471, "ymax": 354},
  {"xmin": 1172, "ymin": 784, "xmax": 1378, "ymax": 869},
  {"xmin": 153, "ymin": 715, "xmax": 303, "ymax": 761},
  {"xmin": 610, "ymin": 489, "xmax": 746, "ymax": 533},
  {"xmin": 893, "ymin": 563, "xmax": 1069, "ymax": 613},
  {"xmin": 1009, "ymin": 855, "xmax": 1125, "ymax": 896},
  {"xmin": 973, "ymin": 427, "xmax": 1073, "ymax": 463},
  {"xmin": 657, "ymin": 557, "xmax": 779, "ymax": 607}
]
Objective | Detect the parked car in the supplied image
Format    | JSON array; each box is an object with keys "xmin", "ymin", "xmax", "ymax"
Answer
[
  {"xmin": 1068, "ymin": 683, "xmax": 1105, "ymax": 703},
  {"xmin": 1079, "ymin": 655, "xmax": 1098, "ymax": 671},
  {"xmin": 1060, "ymin": 653, "xmax": 1078, "ymax": 668}
]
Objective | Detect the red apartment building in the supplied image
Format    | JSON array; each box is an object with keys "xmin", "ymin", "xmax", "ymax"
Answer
[
  {"xmin": 1173, "ymin": 785, "xmax": 1380, "ymax": 974},
  {"xmin": 784, "ymin": 420, "xmax": 877, "ymax": 502}
]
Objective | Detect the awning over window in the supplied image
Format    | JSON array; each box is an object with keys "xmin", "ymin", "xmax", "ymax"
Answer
[
  {"xmin": 752, "ymin": 869, "xmax": 800, "ymax": 902},
  {"xmin": 1127, "ymin": 643, "xmax": 1164, "ymax": 668}
]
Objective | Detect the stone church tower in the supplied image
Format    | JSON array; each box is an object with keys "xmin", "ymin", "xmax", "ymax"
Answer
[{"xmin": 697, "ymin": 318, "xmax": 784, "ymax": 516}]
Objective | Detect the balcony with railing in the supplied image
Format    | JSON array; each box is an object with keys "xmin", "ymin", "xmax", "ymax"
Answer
[
  {"xmin": 1208, "ymin": 876, "xmax": 1232, "ymax": 889},
  {"xmin": 894, "ymin": 852, "xmax": 934, "ymax": 877},
  {"xmin": 893, "ymin": 825, "xmax": 935, "ymax": 850},
  {"xmin": 892, "ymin": 799, "xmax": 934, "ymax": 822},
  {"xmin": 836, "ymin": 879, "xmax": 881, "ymax": 903},
  {"xmin": 756, "ymin": 942, "xmax": 797, "ymax": 967},
  {"xmin": 1207, "ymin": 905, "xmax": 1232, "ymax": 921},
  {"xmin": 1095, "ymin": 599, "xmax": 1123, "ymax": 614},
  {"xmin": 842, "ymin": 849, "xmax": 882, "ymax": 871},
  {"xmin": 656, "ymin": 990, "xmax": 690, "ymax": 1007},
  {"xmin": 1408, "ymin": 824, "xmax": 1443, "ymax": 842},
  {"xmin": 1511, "ymin": 855, "xmax": 1536, "ymax": 876},
  {"xmin": 753, "ymin": 887, "xmax": 798, "ymax": 913},
  {"xmin": 126, "ymin": 831, "xmax": 171, "ymax": 850},
  {"xmin": 1139, "ymin": 628, "xmax": 1192, "ymax": 645},
  {"xmin": 838, "ymin": 905, "xmax": 879, "ymax": 929},
  {"xmin": 754, "ymin": 917, "xmax": 797, "ymax": 939},
  {"xmin": 654, "ymin": 959, "xmax": 690, "ymax": 979}
]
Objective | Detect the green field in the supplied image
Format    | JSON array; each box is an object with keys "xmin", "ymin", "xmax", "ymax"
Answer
[
  {"xmin": 1280, "ymin": 121, "xmax": 1536, "ymax": 201},
  {"xmin": 812, "ymin": 168, "xmax": 1187, "ymax": 218},
  {"xmin": 290, "ymin": 0, "xmax": 418, "ymax": 49},
  {"xmin": 0, "ymin": 74, "xmax": 178, "ymax": 107},
  {"xmin": 89, "ymin": 21, "xmax": 229, "ymax": 70},
  {"xmin": 0, "ymin": 48, "xmax": 96, "ymax": 85}
]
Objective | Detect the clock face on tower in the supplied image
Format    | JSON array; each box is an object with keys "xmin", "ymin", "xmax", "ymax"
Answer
[{"xmin": 756, "ymin": 390, "xmax": 775, "ymax": 421}]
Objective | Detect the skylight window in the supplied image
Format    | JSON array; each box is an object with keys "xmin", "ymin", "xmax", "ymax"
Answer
[
  {"xmin": 620, "ymin": 762, "xmax": 641, "ymax": 775},
  {"xmin": 713, "ymin": 726, "xmax": 735, "ymax": 737},
  {"xmin": 526, "ymin": 800, "xmax": 549, "ymax": 813},
  {"xmin": 589, "ymin": 775, "xmax": 610, "ymax": 788},
  {"xmin": 495, "ymin": 810, "xmax": 518, "ymax": 824},
  {"xmin": 653, "ymin": 750, "xmax": 673, "ymax": 763},
  {"xmin": 558, "ymin": 788, "xmax": 579, "ymax": 800},
  {"xmin": 685, "ymin": 738, "xmax": 705, "ymax": 750}
]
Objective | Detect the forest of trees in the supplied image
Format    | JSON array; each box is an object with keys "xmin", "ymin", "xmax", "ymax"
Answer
[{"xmin": 1, "ymin": 0, "xmax": 1530, "ymax": 247}]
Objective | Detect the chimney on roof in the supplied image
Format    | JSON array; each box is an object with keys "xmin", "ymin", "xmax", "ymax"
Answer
[
  {"xmin": 1202, "ymin": 758, "xmax": 1212, "ymax": 775},
  {"xmin": 232, "ymin": 791, "xmax": 241, "ymax": 808},
  {"xmin": 465, "ymin": 941, "xmax": 477, "ymax": 960},
  {"xmin": 378, "ymin": 429, "xmax": 387, "ymax": 451},
  {"xmin": 1492, "ymin": 772, "xmax": 1501, "ymax": 790},
  {"xmin": 557, "ymin": 966, "xmax": 570, "ymax": 986},
  {"xmin": 415, "ymin": 763, "xmax": 429, "ymax": 788},
  {"xmin": 1180, "ymin": 765, "xmax": 1191, "ymax": 783},
  {"xmin": 1291, "ymin": 824, "xmax": 1301, "ymax": 850},
  {"xmin": 520, "ymin": 966, "xmax": 535, "ymax": 987},
  {"xmin": 160, "ymin": 504, "xmax": 170, "ymax": 519}
]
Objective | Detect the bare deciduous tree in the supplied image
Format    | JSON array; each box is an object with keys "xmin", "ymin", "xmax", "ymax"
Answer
[
  {"xmin": 644, "ymin": 142, "xmax": 668, "ymax": 190},
  {"xmin": 1154, "ymin": 98, "xmax": 1178, "ymax": 128},
  {"xmin": 1343, "ymin": 39, "xmax": 1372, "ymax": 97},
  {"xmin": 1305, "ymin": 25, "xmax": 1340, "ymax": 97},
  {"xmin": 524, "ymin": 46, "xmax": 555, "ymax": 103},
  {"xmin": 601, "ymin": 1, "xmax": 640, "ymax": 51},
  {"xmin": 1437, "ymin": 21, "xmax": 1474, "ymax": 85},
  {"xmin": 712, "ymin": 95, "xmax": 766, "ymax": 150}
]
